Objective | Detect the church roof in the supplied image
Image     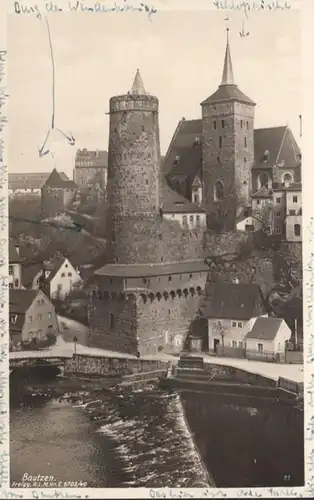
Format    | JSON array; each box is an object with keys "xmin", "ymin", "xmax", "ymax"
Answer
[
  {"xmin": 221, "ymin": 29, "xmax": 234, "ymax": 85},
  {"xmin": 43, "ymin": 168, "xmax": 77, "ymax": 189},
  {"xmin": 130, "ymin": 69, "xmax": 146, "ymax": 95},
  {"xmin": 163, "ymin": 120, "xmax": 301, "ymax": 184}
]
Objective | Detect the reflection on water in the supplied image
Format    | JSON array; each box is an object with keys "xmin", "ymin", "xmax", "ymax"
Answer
[{"xmin": 10, "ymin": 370, "xmax": 304, "ymax": 488}]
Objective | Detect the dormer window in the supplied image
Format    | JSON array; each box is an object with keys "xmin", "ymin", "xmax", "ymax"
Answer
[
  {"xmin": 263, "ymin": 150, "xmax": 270, "ymax": 162},
  {"xmin": 193, "ymin": 137, "xmax": 200, "ymax": 147}
]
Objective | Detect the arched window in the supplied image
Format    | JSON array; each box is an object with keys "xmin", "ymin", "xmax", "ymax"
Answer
[
  {"xmin": 259, "ymin": 172, "xmax": 269, "ymax": 189},
  {"xmin": 283, "ymin": 173, "xmax": 293, "ymax": 187},
  {"xmin": 214, "ymin": 181, "xmax": 224, "ymax": 201}
]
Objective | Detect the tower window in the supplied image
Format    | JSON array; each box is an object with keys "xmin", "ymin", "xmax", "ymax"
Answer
[
  {"xmin": 246, "ymin": 121, "xmax": 249, "ymax": 129},
  {"xmin": 240, "ymin": 120, "xmax": 243, "ymax": 128},
  {"xmin": 293, "ymin": 196, "xmax": 298, "ymax": 203},
  {"xmin": 244, "ymin": 137, "xmax": 247, "ymax": 148},
  {"xmin": 109, "ymin": 313, "xmax": 115, "ymax": 329},
  {"xmin": 244, "ymin": 157, "xmax": 247, "ymax": 163},
  {"xmin": 213, "ymin": 121, "xmax": 217, "ymax": 130},
  {"xmin": 221, "ymin": 120, "xmax": 225, "ymax": 128},
  {"xmin": 214, "ymin": 180, "xmax": 224, "ymax": 201},
  {"xmin": 219, "ymin": 136, "xmax": 222, "ymax": 148},
  {"xmin": 146, "ymin": 179, "xmax": 148, "ymax": 185},
  {"xmin": 168, "ymin": 276, "xmax": 172, "ymax": 282}
]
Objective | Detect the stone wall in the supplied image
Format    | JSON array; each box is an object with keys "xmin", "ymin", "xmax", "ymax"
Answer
[
  {"xmin": 64, "ymin": 353, "xmax": 167, "ymax": 377},
  {"xmin": 107, "ymin": 215, "xmax": 205, "ymax": 265},
  {"xmin": 89, "ymin": 284, "xmax": 206, "ymax": 355},
  {"xmin": 204, "ymin": 231, "xmax": 250, "ymax": 257},
  {"xmin": 203, "ymin": 362, "xmax": 277, "ymax": 388}
]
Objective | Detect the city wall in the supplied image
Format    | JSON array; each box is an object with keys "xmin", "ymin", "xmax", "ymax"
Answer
[{"xmin": 64, "ymin": 353, "xmax": 167, "ymax": 377}]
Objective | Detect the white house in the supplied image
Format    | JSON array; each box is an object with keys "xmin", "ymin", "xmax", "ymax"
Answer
[
  {"xmin": 245, "ymin": 317, "xmax": 292, "ymax": 359},
  {"xmin": 200, "ymin": 282, "xmax": 268, "ymax": 354},
  {"xmin": 26, "ymin": 258, "xmax": 82, "ymax": 300},
  {"xmin": 161, "ymin": 181, "xmax": 206, "ymax": 229}
]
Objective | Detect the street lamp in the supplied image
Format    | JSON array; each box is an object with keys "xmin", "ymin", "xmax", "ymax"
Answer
[{"xmin": 73, "ymin": 336, "xmax": 78, "ymax": 356}]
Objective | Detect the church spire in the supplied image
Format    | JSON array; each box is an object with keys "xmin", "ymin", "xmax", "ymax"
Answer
[
  {"xmin": 221, "ymin": 27, "xmax": 235, "ymax": 86},
  {"xmin": 130, "ymin": 69, "xmax": 146, "ymax": 95}
]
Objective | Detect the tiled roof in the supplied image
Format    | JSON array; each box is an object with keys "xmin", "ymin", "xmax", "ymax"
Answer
[
  {"xmin": 253, "ymin": 126, "xmax": 301, "ymax": 170},
  {"xmin": 75, "ymin": 149, "xmax": 108, "ymax": 168},
  {"xmin": 161, "ymin": 181, "xmax": 205, "ymax": 214},
  {"xmin": 251, "ymin": 187, "xmax": 273, "ymax": 199},
  {"xmin": 9, "ymin": 172, "xmax": 69, "ymax": 190},
  {"xmin": 9, "ymin": 239, "xmax": 21, "ymax": 263},
  {"xmin": 9, "ymin": 289, "xmax": 38, "ymax": 314},
  {"xmin": 245, "ymin": 317, "xmax": 287, "ymax": 341},
  {"xmin": 200, "ymin": 282, "xmax": 267, "ymax": 320},
  {"xmin": 45, "ymin": 258, "xmax": 67, "ymax": 283},
  {"xmin": 22, "ymin": 264, "xmax": 43, "ymax": 288},
  {"xmin": 43, "ymin": 168, "xmax": 77, "ymax": 189},
  {"xmin": 201, "ymin": 84, "xmax": 255, "ymax": 106},
  {"xmin": 162, "ymin": 121, "xmax": 301, "ymax": 185},
  {"xmin": 95, "ymin": 260, "xmax": 209, "ymax": 278}
]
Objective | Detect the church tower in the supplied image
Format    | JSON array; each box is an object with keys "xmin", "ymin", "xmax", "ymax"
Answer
[{"xmin": 201, "ymin": 28, "xmax": 256, "ymax": 230}]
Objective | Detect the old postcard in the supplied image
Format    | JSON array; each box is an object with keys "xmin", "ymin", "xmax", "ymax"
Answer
[{"xmin": 1, "ymin": 0, "xmax": 314, "ymax": 497}]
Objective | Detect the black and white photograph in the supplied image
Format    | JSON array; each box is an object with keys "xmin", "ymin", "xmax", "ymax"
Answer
[{"xmin": 4, "ymin": 1, "xmax": 307, "ymax": 492}]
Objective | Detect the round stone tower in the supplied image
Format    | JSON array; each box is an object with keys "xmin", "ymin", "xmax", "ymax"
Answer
[{"xmin": 107, "ymin": 70, "xmax": 162, "ymax": 264}]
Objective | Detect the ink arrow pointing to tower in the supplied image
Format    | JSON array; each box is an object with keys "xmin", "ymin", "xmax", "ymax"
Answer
[
  {"xmin": 38, "ymin": 129, "xmax": 51, "ymax": 158},
  {"xmin": 56, "ymin": 128, "xmax": 76, "ymax": 146}
]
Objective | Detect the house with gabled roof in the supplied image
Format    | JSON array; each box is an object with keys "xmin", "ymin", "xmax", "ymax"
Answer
[
  {"xmin": 74, "ymin": 149, "xmax": 108, "ymax": 192},
  {"xmin": 199, "ymin": 282, "xmax": 268, "ymax": 355},
  {"xmin": 41, "ymin": 168, "xmax": 78, "ymax": 218},
  {"xmin": 9, "ymin": 289, "xmax": 59, "ymax": 350},
  {"xmin": 23, "ymin": 257, "xmax": 82, "ymax": 300},
  {"xmin": 245, "ymin": 317, "xmax": 292, "ymax": 361},
  {"xmin": 9, "ymin": 171, "xmax": 70, "ymax": 197}
]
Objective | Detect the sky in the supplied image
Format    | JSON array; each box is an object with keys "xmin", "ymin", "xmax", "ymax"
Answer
[{"xmin": 8, "ymin": 9, "xmax": 301, "ymax": 179}]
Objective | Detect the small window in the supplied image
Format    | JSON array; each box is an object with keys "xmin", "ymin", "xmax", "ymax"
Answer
[
  {"xmin": 161, "ymin": 257, "xmax": 164, "ymax": 262},
  {"xmin": 65, "ymin": 264, "xmax": 68, "ymax": 268},
  {"xmin": 29, "ymin": 316, "xmax": 32, "ymax": 324},
  {"xmin": 244, "ymin": 157, "xmax": 247, "ymax": 163},
  {"xmin": 244, "ymin": 137, "xmax": 247, "ymax": 148},
  {"xmin": 61, "ymin": 273, "xmax": 65, "ymax": 278},
  {"xmin": 232, "ymin": 321, "xmax": 237, "ymax": 327},
  {"xmin": 109, "ymin": 313, "xmax": 115, "ymax": 329},
  {"xmin": 256, "ymin": 199, "xmax": 260, "ymax": 205},
  {"xmin": 189, "ymin": 273, "xmax": 193, "ymax": 278},
  {"xmin": 232, "ymin": 341, "xmax": 237, "ymax": 348},
  {"xmin": 221, "ymin": 120, "xmax": 225, "ymax": 128},
  {"xmin": 110, "ymin": 278, "xmax": 113, "ymax": 284},
  {"xmin": 293, "ymin": 196, "xmax": 298, "ymax": 203},
  {"xmin": 146, "ymin": 179, "xmax": 148, "ymax": 185},
  {"xmin": 238, "ymin": 322, "xmax": 243, "ymax": 328},
  {"xmin": 9, "ymin": 265, "xmax": 13, "ymax": 275},
  {"xmin": 294, "ymin": 224, "xmax": 301, "ymax": 236},
  {"xmin": 68, "ymin": 273, "xmax": 72, "ymax": 277},
  {"xmin": 276, "ymin": 211, "xmax": 281, "ymax": 217},
  {"xmin": 143, "ymin": 278, "xmax": 147, "ymax": 284},
  {"xmin": 275, "ymin": 227, "xmax": 281, "ymax": 234},
  {"xmin": 14, "ymin": 279, "xmax": 19, "ymax": 288},
  {"xmin": 238, "ymin": 341, "xmax": 243, "ymax": 348},
  {"xmin": 189, "ymin": 215, "xmax": 193, "ymax": 223},
  {"xmin": 11, "ymin": 315, "xmax": 17, "ymax": 324},
  {"xmin": 37, "ymin": 314, "xmax": 43, "ymax": 321},
  {"xmin": 246, "ymin": 121, "xmax": 249, "ymax": 129},
  {"xmin": 158, "ymin": 234, "xmax": 162, "ymax": 241},
  {"xmin": 168, "ymin": 276, "xmax": 172, "ymax": 282},
  {"xmin": 258, "ymin": 343, "xmax": 263, "ymax": 353},
  {"xmin": 48, "ymin": 312, "xmax": 52, "ymax": 319},
  {"xmin": 240, "ymin": 120, "xmax": 243, "ymax": 128},
  {"xmin": 276, "ymin": 197, "xmax": 281, "ymax": 204},
  {"xmin": 217, "ymin": 320, "xmax": 222, "ymax": 327},
  {"xmin": 289, "ymin": 210, "xmax": 296, "ymax": 215},
  {"xmin": 213, "ymin": 120, "xmax": 217, "ymax": 130},
  {"xmin": 183, "ymin": 215, "xmax": 187, "ymax": 224},
  {"xmin": 196, "ymin": 215, "xmax": 200, "ymax": 223},
  {"xmin": 219, "ymin": 136, "xmax": 222, "ymax": 148}
]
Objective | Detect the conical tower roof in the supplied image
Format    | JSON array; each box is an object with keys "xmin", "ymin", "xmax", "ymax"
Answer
[
  {"xmin": 201, "ymin": 28, "xmax": 255, "ymax": 106},
  {"xmin": 130, "ymin": 69, "xmax": 146, "ymax": 95},
  {"xmin": 221, "ymin": 29, "xmax": 234, "ymax": 85}
]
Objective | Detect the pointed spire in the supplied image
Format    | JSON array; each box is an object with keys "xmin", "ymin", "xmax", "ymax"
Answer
[
  {"xmin": 221, "ymin": 27, "xmax": 234, "ymax": 86},
  {"xmin": 130, "ymin": 69, "xmax": 146, "ymax": 95}
]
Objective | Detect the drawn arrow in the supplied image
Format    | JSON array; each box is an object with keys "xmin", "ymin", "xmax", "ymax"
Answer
[
  {"xmin": 56, "ymin": 128, "xmax": 76, "ymax": 146},
  {"xmin": 38, "ymin": 129, "xmax": 51, "ymax": 157}
]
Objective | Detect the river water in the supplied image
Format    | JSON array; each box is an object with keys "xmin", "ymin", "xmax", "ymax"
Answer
[{"xmin": 10, "ymin": 369, "xmax": 304, "ymax": 489}]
